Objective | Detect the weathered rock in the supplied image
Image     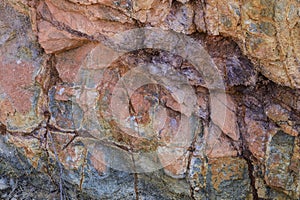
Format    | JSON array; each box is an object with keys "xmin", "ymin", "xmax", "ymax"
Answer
[
  {"xmin": 210, "ymin": 93, "xmax": 240, "ymax": 141},
  {"xmin": 132, "ymin": 0, "xmax": 171, "ymax": 25},
  {"xmin": 265, "ymin": 131, "xmax": 299, "ymax": 199},
  {"xmin": 165, "ymin": 2, "xmax": 196, "ymax": 34},
  {"xmin": 0, "ymin": 1, "xmax": 44, "ymax": 131},
  {"xmin": 25, "ymin": 0, "xmax": 300, "ymax": 88},
  {"xmin": 265, "ymin": 104, "xmax": 299, "ymax": 137},
  {"xmin": 244, "ymin": 114, "xmax": 268, "ymax": 161},
  {"xmin": 37, "ymin": 20, "xmax": 89, "ymax": 54},
  {"xmin": 188, "ymin": 157, "xmax": 253, "ymax": 199},
  {"xmin": 200, "ymin": 0, "xmax": 300, "ymax": 88},
  {"xmin": 0, "ymin": 0, "xmax": 300, "ymax": 199},
  {"xmin": 205, "ymin": 124, "xmax": 238, "ymax": 158},
  {"xmin": 35, "ymin": 0, "xmax": 136, "ymax": 53}
]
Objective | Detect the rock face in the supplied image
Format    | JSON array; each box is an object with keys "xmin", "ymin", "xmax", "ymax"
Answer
[
  {"xmin": 0, "ymin": 0, "xmax": 299, "ymax": 199},
  {"xmin": 195, "ymin": 0, "xmax": 300, "ymax": 88},
  {"xmin": 33, "ymin": 0, "xmax": 300, "ymax": 88}
]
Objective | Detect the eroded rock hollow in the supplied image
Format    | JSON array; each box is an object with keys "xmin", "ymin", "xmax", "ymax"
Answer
[{"xmin": 0, "ymin": 0, "xmax": 299, "ymax": 199}]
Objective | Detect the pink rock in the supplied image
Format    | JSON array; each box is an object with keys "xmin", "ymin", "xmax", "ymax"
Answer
[
  {"xmin": 205, "ymin": 124, "xmax": 238, "ymax": 158},
  {"xmin": 244, "ymin": 117, "xmax": 268, "ymax": 160},
  {"xmin": 37, "ymin": 20, "xmax": 88, "ymax": 54},
  {"xmin": 161, "ymin": 152, "xmax": 189, "ymax": 179},
  {"xmin": 265, "ymin": 104, "xmax": 290, "ymax": 122},
  {"xmin": 0, "ymin": 61, "xmax": 35, "ymax": 114},
  {"xmin": 55, "ymin": 43, "xmax": 97, "ymax": 83},
  {"xmin": 210, "ymin": 93, "xmax": 240, "ymax": 141}
]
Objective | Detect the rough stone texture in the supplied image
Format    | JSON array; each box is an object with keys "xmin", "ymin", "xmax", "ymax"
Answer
[
  {"xmin": 189, "ymin": 157, "xmax": 253, "ymax": 199},
  {"xmin": 0, "ymin": 0, "xmax": 44, "ymax": 131},
  {"xmin": 32, "ymin": 0, "xmax": 300, "ymax": 88},
  {"xmin": 196, "ymin": 0, "xmax": 300, "ymax": 89},
  {"xmin": 33, "ymin": 0, "xmax": 300, "ymax": 88},
  {"xmin": 0, "ymin": 0, "xmax": 299, "ymax": 200}
]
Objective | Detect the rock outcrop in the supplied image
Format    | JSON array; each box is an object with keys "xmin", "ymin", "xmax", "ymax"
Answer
[{"xmin": 0, "ymin": 0, "xmax": 299, "ymax": 199}]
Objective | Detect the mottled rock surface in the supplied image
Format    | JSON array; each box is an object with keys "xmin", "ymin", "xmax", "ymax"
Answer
[{"xmin": 0, "ymin": 0, "xmax": 299, "ymax": 200}]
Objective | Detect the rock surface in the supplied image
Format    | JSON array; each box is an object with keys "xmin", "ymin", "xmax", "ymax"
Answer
[{"xmin": 0, "ymin": 0, "xmax": 299, "ymax": 199}]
